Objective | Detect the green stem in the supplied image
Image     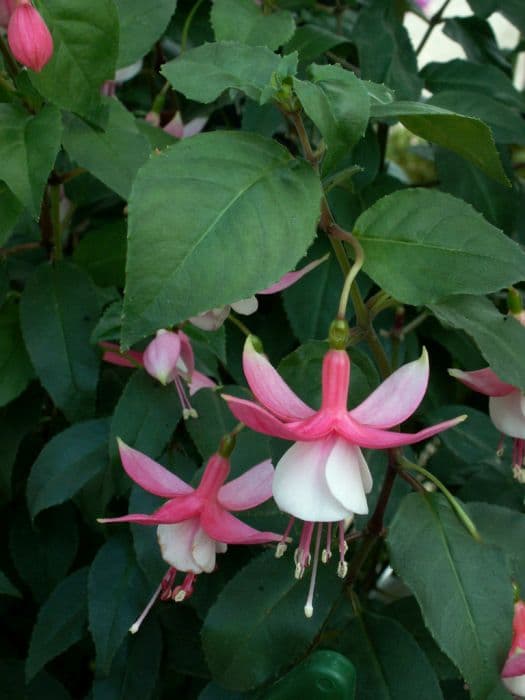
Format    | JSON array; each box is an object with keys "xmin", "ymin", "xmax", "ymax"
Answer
[
  {"xmin": 49, "ymin": 184, "xmax": 62, "ymax": 262},
  {"xmin": 180, "ymin": 0, "xmax": 206, "ymax": 53},
  {"xmin": 291, "ymin": 111, "xmax": 318, "ymax": 167},
  {"xmin": 322, "ymin": 165, "xmax": 363, "ymax": 194},
  {"xmin": 0, "ymin": 35, "xmax": 19, "ymax": 80},
  {"xmin": 337, "ymin": 236, "xmax": 364, "ymax": 320},
  {"xmin": 415, "ymin": 0, "xmax": 451, "ymax": 56},
  {"xmin": 227, "ymin": 313, "xmax": 252, "ymax": 337},
  {"xmin": 400, "ymin": 458, "xmax": 481, "ymax": 541}
]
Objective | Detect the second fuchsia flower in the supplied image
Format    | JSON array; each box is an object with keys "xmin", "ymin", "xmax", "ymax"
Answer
[
  {"xmin": 7, "ymin": 0, "xmax": 53, "ymax": 72},
  {"xmin": 99, "ymin": 437, "xmax": 281, "ymax": 632},
  {"xmin": 223, "ymin": 334, "xmax": 464, "ymax": 616},
  {"xmin": 502, "ymin": 600, "xmax": 525, "ymax": 697}
]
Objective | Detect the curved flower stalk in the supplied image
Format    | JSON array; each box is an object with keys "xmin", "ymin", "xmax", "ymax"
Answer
[
  {"xmin": 101, "ymin": 329, "xmax": 215, "ymax": 418},
  {"xmin": 98, "ymin": 438, "xmax": 281, "ymax": 633},
  {"xmin": 7, "ymin": 0, "xmax": 53, "ymax": 72},
  {"xmin": 189, "ymin": 254, "xmax": 329, "ymax": 332},
  {"xmin": 223, "ymin": 335, "xmax": 465, "ymax": 616},
  {"xmin": 502, "ymin": 600, "xmax": 525, "ymax": 697}
]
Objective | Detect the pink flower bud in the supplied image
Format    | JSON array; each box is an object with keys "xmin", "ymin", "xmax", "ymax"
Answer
[
  {"xmin": 0, "ymin": 0, "xmax": 16, "ymax": 28},
  {"xmin": 143, "ymin": 329, "xmax": 182, "ymax": 385},
  {"xmin": 7, "ymin": 0, "xmax": 53, "ymax": 72}
]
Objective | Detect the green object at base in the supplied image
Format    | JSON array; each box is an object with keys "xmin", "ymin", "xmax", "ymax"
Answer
[{"xmin": 265, "ymin": 651, "xmax": 356, "ymax": 699}]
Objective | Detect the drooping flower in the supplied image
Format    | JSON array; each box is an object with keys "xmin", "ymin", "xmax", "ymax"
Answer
[
  {"xmin": 223, "ymin": 335, "xmax": 465, "ymax": 616},
  {"xmin": 449, "ymin": 366, "xmax": 525, "ymax": 483},
  {"xmin": 101, "ymin": 329, "xmax": 215, "ymax": 418},
  {"xmin": 7, "ymin": 0, "xmax": 53, "ymax": 72},
  {"xmin": 100, "ymin": 59, "xmax": 143, "ymax": 97},
  {"xmin": 98, "ymin": 437, "xmax": 281, "ymax": 632},
  {"xmin": 189, "ymin": 255, "xmax": 329, "ymax": 332},
  {"xmin": 502, "ymin": 600, "xmax": 525, "ymax": 697}
]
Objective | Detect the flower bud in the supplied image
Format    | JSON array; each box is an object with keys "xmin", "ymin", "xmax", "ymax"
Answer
[
  {"xmin": 7, "ymin": 1, "xmax": 53, "ymax": 72},
  {"xmin": 143, "ymin": 329, "xmax": 181, "ymax": 385}
]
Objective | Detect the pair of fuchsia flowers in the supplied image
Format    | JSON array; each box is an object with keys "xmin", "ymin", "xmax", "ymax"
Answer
[{"xmin": 101, "ymin": 324, "xmax": 463, "ymax": 624}]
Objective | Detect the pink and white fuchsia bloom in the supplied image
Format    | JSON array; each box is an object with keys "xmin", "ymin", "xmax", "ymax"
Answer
[
  {"xmin": 449, "ymin": 367, "xmax": 525, "ymax": 483},
  {"xmin": 502, "ymin": 600, "xmax": 525, "ymax": 697},
  {"xmin": 101, "ymin": 329, "xmax": 215, "ymax": 418},
  {"xmin": 7, "ymin": 0, "xmax": 53, "ymax": 72},
  {"xmin": 189, "ymin": 255, "xmax": 328, "ymax": 331},
  {"xmin": 99, "ymin": 439, "xmax": 280, "ymax": 633},
  {"xmin": 224, "ymin": 337, "xmax": 464, "ymax": 616}
]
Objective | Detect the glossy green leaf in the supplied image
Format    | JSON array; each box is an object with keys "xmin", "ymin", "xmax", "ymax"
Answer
[
  {"xmin": 0, "ymin": 104, "xmax": 61, "ymax": 216},
  {"xmin": 284, "ymin": 24, "xmax": 346, "ymax": 63},
  {"xmin": 370, "ymin": 101, "xmax": 509, "ymax": 185},
  {"xmin": 73, "ymin": 221, "xmax": 127, "ymax": 287},
  {"xmin": 467, "ymin": 0, "xmax": 525, "ymax": 34},
  {"xmin": 122, "ymin": 131, "xmax": 322, "ymax": 346},
  {"xmin": 62, "ymin": 100, "xmax": 151, "ymax": 200},
  {"xmin": 20, "ymin": 262, "xmax": 101, "ymax": 421},
  {"xmin": 335, "ymin": 612, "xmax": 444, "ymax": 700},
  {"xmin": 211, "ymin": 0, "xmax": 295, "ymax": 50},
  {"xmin": 88, "ymin": 534, "xmax": 149, "ymax": 675},
  {"xmin": 0, "ymin": 299, "xmax": 34, "ymax": 408},
  {"xmin": 30, "ymin": 0, "xmax": 119, "ymax": 118},
  {"xmin": 114, "ymin": 0, "xmax": 176, "ymax": 68},
  {"xmin": 354, "ymin": 189, "xmax": 525, "ymax": 305},
  {"xmin": 26, "ymin": 568, "xmax": 88, "ymax": 680},
  {"xmin": 294, "ymin": 65, "xmax": 370, "ymax": 172},
  {"xmin": 129, "ymin": 486, "xmax": 165, "ymax": 588},
  {"xmin": 429, "ymin": 294, "xmax": 525, "ymax": 390},
  {"xmin": 429, "ymin": 91, "xmax": 525, "ymax": 146},
  {"xmin": 161, "ymin": 42, "xmax": 281, "ymax": 103},
  {"xmin": 388, "ymin": 493, "xmax": 513, "ymax": 700},
  {"xmin": 352, "ymin": 0, "xmax": 422, "ymax": 100},
  {"xmin": 27, "ymin": 418, "xmax": 110, "ymax": 520},
  {"xmin": 422, "ymin": 60, "xmax": 524, "ymax": 111},
  {"xmin": 202, "ymin": 549, "xmax": 343, "ymax": 691},
  {"xmin": 443, "ymin": 17, "xmax": 511, "ymax": 76},
  {"xmin": 0, "ymin": 182, "xmax": 23, "ymax": 244}
]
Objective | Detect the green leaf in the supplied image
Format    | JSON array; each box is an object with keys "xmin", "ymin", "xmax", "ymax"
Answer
[
  {"xmin": 27, "ymin": 418, "xmax": 110, "ymax": 520},
  {"xmin": 26, "ymin": 568, "xmax": 88, "ymax": 680},
  {"xmin": 335, "ymin": 612, "xmax": 444, "ymax": 700},
  {"xmin": 88, "ymin": 534, "xmax": 149, "ymax": 676},
  {"xmin": 30, "ymin": 0, "xmax": 119, "ymax": 118},
  {"xmin": 428, "ymin": 294, "xmax": 525, "ymax": 390},
  {"xmin": 114, "ymin": 0, "xmax": 176, "ymax": 68},
  {"xmin": 0, "ymin": 569, "xmax": 21, "ymax": 598},
  {"xmin": 429, "ymin": 91, "xmax": 525, "ymax": 145},
  {"xmin": 353, "ymin": 189, "xmax": 525, "ymax": 305},
  {"xmin": 370, "ymin": 101, "xmax": 509, "ymax": 186},
  {"xmin": 129, "ymin": 486, "xmax": 165, "ymax": 588},
  {"xmin": 92, "ymin": 617, "xmax": 162, "ymax": 700},
  {"xmin": 466, "ymin": 502, "xmax": 525, "ymax": 592},
  {"xmin": 109, "ymin": 371, "xmax": 182, "ymax": 485},
  {"xmin": 161, "ymin": 41, "xmax": 281, "ymax": 103},
  {"xmin": 284, "ymin": 24, "xmax": 346, "ymax": 64},
  {"xmin": 387, "ymin": 493, "xmax": 514, "ymax": 700},
  {"xmin": 91, "ymin": 300, "xmax": 123, "ymax": 344},
  {"xmin": 0, "ymin": 104, "xmax": 61, "ymax": 216},
  {"xmin": 422, "ymin": 59, "xmax": 524, "ymax": 111},
  {"xmin": 62, "ymin": 100, "xmax": 151, "ymax": 200},
  {"xmin": 0, "ymin": 182, "xmax": 23, "ymax": 245},
  {"xmin": 294, "ymin": 65, "xmax": 370, "ymax": 173},
  {"xmin": 352, "ymin": 0, "xmax": 422, "ymax": 100},
  {"xmin": 202, "ymin": 549, "xmax": 343, "ymax": 691},
  {"xmin": 211, "ymin": 0, "xmax": 294, "ymax": 50},
  {"xmin": 0, "ymin": 299, "xmax": 34, "ymax": 408},
  {"xmin": 122, "ymin": 131, "xmax": 322, "ymax": 346},
  {"xmin": 73, "ymin": 221, "xmax": 127, "ymax": 287},
  {"xmin": 467, "ymin": 0, "xmax": 525, "ymax": 34},
  {"xmin": 20, "ymin": 261, "xmax": 101, "ymax": 421}
]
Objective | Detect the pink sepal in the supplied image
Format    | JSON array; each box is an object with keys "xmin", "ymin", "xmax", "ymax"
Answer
[
  {"xmin": 100, "ymin": 342, "xmax": 144, "ymax": 368},
  {"xmin": 258, "ymin": 255, "xmax": 329, "ymax": 295},
  {"xmin": 118, "ymin": 440, "xmax": 193, "ymax": 497},
  {"xmin": 222, "ymin": 394, "xmax": 298, "ymax": 440},
  {"xmin": 218, "ymin": 460, "xmax": 274, "ymax": 511},
  {"xmin": 189, "ymin": 371, "xmax": 216, "ymax": 396},
  {"xmin": 201, "ymin": 502, "xmax": 281, "ymax": 544},
  {"xmin": 448, "ymin": 367, "xmax": 515, "ymax": 397},
  {"xmin": 502, "ymin": 653, "xmax": 525, "ymax": 678}
]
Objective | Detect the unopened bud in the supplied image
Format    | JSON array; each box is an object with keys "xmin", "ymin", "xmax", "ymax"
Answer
[
  {"xmin": 8, "ymin": 1, "xmax": 53, "ymax": 72},
  {"xmin": 508, "ymin": 287, "xmax": 523, "ymax": 316},
  {"xmin": 329, "ymin": 319, "xmax": 350, "ymax": 349},
  {"xmin": 143, "ymin": 329, "xmax": 181, "ymax": 385}
]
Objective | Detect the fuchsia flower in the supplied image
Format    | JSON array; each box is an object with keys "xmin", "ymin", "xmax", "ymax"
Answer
[
  {"xmin": 449, "ymin": 367, "xmax": 525, "ymax": 483},
  {"xmin": 502, "ymin": 600, "xmax": 525, "ymax": 697},
  {"xmin": 7, "ymin": 0, "xmax": 53, "ymax": 72},
  {"xmin": 145, "ymin": 110, "xmax": 207, "ymax": 139},
  {"xmin": 190, "ymin": 255, "xmax": 329, "ymax": 331},
  {"xmin": 223, "ymin": 336, "xmax": 464, "ymax": 616},
  {"xmin": 101, "ymin": 329, "xmax": 215, "ymax": 418},
  {"xmin": 99, "ymin": 438, "xmax": 280, "ymax": 632}
]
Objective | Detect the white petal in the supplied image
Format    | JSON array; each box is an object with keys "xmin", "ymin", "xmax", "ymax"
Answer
[
  {"xmin": 231, "ymin": 296, "xmax": 258, "ymax": 315},
  {"xmin": 192, "ymin": 527, "xmax": 217, "ymax": 573},
  {"xmin": 325, "ymin": 438, "xmax": 370, "ymax": 515},
  {"xmin": 157, "ymin": 519, "xmax": 204, "ymax": 573},
  {"xmin": 273, "ymin": 439, "xmax": 351, "ymax": 522},
  {"xmin": 357, "ymin": 449, "xmax": 373, "ymax": 494},
  {"xmin": 189, "ymin": 307, "xmax": 230, "ymax": 331},
  {"xmin": 489, "ymin": 390, "xmax": 525, "ymax": 439},
  {"xmin": 503, "ymin": 674, "xmax": 525, "ymax": 697},
  {"xmin": 114, "ymin": 59, "xmax": 143, "ymax": 83},
  {"xmin": 215, "ymin": 542, "xmax": 228, "ymax": 554}
]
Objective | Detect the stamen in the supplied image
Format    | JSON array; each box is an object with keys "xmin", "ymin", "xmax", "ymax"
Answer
[
  {"xmin": 173, "ymin": 572, "xmax": 197, "ymax": 601},
  {"xmin": 337, "ymin": 521, "xmax": 348, "ymax": 578},
  {"xmin": 160, "ymin": 567, "xmax": 177, "ymax": 600},
  {"xmin": 129, "ymin": 583, "xmax": 163, "ymax": 634},
  {"xmin": 294, "ymin": 522, "xmax": 314, "ymax": 579},
  {"xmin": 275, "ymin": 517, "xmax": 295, "ymax": 558},
  {"xmin": 496, "ymin": 434, "xmax": 505, "ymax": 458},
  {"xmin": 173, "ymin": 375, "xmax": 198, "ymax": 419},
  {"xmin": 322, "ymin": 522, "xmax": 332, "ymax": 564},
  {"xmin": 304, "ymin": 524, "xmax": 323, "ymax": 618}
]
